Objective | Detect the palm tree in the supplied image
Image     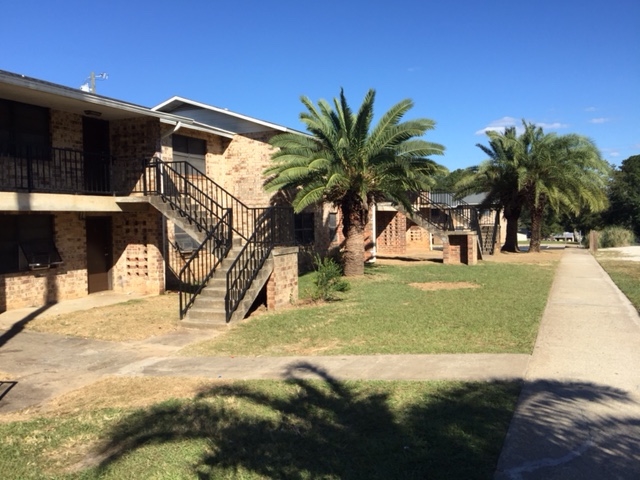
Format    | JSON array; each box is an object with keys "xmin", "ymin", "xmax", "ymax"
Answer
[
  {"xmin": 264, "ymin": 89, "xmax": 445, "ymax": 276},
  {"xmin": 514, "ymin": 123, "xmax": 610, "ymax": 252},
  {"xmin": 457, "ymin": 127, "xmax": 524, "ymax": 252}
]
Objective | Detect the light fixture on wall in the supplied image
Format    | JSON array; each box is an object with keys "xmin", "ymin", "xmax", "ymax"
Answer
[
  {"xmin": 78, "ymin": 212, "xmax": 86, "ymax": 221},
  {"xmin": 83, "ymin": 110, "xmax": 102, "ymax": 117}
]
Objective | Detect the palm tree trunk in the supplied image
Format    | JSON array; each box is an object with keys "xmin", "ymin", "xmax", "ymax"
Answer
[
  {"xmin": 529, "ymin": 204, "xmax": 545, "ymax": 253},
  {"xmin": 528, "ymin": 192, "xmax": 546, "ymax": 253},
  {"xmin": 341, "ymin": 199, "xmax": 366, "ymax": 276},
  {"xmin": 501, "ymin": 204, "xmax": 521, "ymax": 253},
  {"xmin": 502, "ymin": 213, "xmax": 521, "ymax": 252}
]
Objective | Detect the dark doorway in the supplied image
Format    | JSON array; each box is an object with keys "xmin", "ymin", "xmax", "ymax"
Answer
[
  {"xmin": 82, "ymin": 117, "xmax": 111, "ymax": 192},
  {"xmin": 86, "ymin": 217, "xmax": 112, "ymax": 293}
]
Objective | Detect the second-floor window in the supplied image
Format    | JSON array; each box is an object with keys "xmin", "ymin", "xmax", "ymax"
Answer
[
  {"xmin": 0, "ymin": 99, "xmax": 50, "ymax": 157},
  {"xmin": 172, "ymin": 134, "xmax": 206, "ymax": 172}
]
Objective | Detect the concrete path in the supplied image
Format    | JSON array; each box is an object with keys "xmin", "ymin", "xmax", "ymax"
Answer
[
  {"xmin": 0, "ymin": 293, "xmax": 528, "ymax": 415},
  {"xmin": 495, "ymin": 247, "xmax": 640, "ymax": 479}
]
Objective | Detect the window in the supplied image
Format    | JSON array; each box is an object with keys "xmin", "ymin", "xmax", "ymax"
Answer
[
  {"xmin": 328, "ymin": 212, "xmax": 338, "ymax": 243},
  {"xmin": 172, "ymin": 134, "xmax": 206, "ymax": 172},
  {"xmin": 0, "ymin": 99, "xmax": 50, "ymax": 157},
  {"xmin": 0, "ymin": 215, "xmax": 62, "ymax": 273},
  {"xmin": 173, "ymin": 224, "xmax": 200, "ymax": 254},
  {"xmin": 293, "ymin": 213, "xmax": 314, "ymax": 245}
]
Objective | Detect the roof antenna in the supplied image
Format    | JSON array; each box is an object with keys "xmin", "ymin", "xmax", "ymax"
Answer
[{"xmin": 80, "ymin": 72, "xmax": 108, "ymax": 93}]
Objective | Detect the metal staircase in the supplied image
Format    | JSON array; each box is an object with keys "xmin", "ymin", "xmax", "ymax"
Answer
[
  {"xmin": 142, "ymin": 159, "xmax": 291, "ymax": 327},
  {"xmin": 394, "ymin": 191, "xmax": 499, "ymax": 257}
]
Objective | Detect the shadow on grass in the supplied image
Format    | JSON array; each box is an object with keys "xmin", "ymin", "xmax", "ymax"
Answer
[{"xmin": 94, "ymin": 365, "xmax": 637, "ymax": 479}]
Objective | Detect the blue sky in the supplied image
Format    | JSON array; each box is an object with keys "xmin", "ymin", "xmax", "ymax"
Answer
[{"xmin": 2, "ymin": 0, "xmax": 638, "ymax": 171}]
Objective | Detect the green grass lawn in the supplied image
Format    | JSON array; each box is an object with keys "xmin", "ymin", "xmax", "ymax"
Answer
[
  {"xmin": 0, "ymin": 379, "xmax": 519, "ymax": 480},
  {"xmin": 596, "ymin": 257, "xmax": 640, "ymax": 312},
  {"xmin": 185, "ymin": 261, "xmax": 557, "ymax": 356}
]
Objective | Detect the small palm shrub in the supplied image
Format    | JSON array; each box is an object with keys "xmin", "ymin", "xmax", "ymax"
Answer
[
  {"xmin": 312, "ymin": 254, "xmax": 350, "ymax": 301},
  {"xmin": 598, "ymin": 226, "xmax": 635, "ymax": 248}
]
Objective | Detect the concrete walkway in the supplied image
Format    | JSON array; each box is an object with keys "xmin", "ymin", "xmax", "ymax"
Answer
[{"xmin": 495, "ymin": 247, "xmax": 640, "ymax": 479}]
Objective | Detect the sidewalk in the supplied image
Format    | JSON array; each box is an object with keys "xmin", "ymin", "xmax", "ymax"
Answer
[{"xmin": 495, "ymin": 247, "xmax": 640, "ymax": 479}]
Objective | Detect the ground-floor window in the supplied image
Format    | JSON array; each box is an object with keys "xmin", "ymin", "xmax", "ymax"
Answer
[
  {"xmin": 294, "ymin": 212, "xmax": 315, "ymax": 245},
  {"xmin": 0, "ymin": 214, "xmax": 62, "ymax": 273},
  {"xmin": 328, "ymin": 212, "xmax": 338, "ymax": 243},
  {"xmin": 173, "ymin": 224, "xmax": 200, "ymax": 253}
]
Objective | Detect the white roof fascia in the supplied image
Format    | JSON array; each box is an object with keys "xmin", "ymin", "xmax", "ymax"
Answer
[
  {"xmin": 153, "ymin": 95, "xmax": 307, "ymax": 135},
  {"xmin": 158, "ymin": 117, "xmax": 235, "ymax": 138}
]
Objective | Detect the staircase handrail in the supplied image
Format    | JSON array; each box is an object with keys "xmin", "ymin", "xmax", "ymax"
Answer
[
  {"xmin": 144, "ymin": 158, "xmax": 228, "ymax": 235},
  {"xmin": 156, "ymin": 161, "xmax": 260, "ymax": 241},
  {"xmin": 177, "ymin": 208, "xmax": 233, "ymax": 319},
  {"xmin": 225, "ymin": 207, "xmax": 275, "ymax": 322}
]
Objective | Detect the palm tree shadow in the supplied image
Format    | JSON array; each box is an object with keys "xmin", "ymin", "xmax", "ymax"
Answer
[{"xmin": 95, "ymin": 367, "xmax": 637, "ymax": 479}]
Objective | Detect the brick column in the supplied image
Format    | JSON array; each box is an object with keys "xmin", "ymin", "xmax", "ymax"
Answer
[
  {"xmin": 266, "ymin": 246, "xmax": 299, "ymax": 310},
  {"xmin": 443, "ymin": 233, "xmax": 478, "ymax": 265}
]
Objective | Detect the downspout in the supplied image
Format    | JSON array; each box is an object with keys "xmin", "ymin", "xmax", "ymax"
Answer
[
  {"xmin": 159, "ymin": 121, "xmax": 182, "ymax": 293},
  {"xmin": 368, "ymin": 203, "xmax": 377, "ymax": 263}
]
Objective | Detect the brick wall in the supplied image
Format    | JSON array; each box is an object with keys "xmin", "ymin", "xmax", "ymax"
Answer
[
  {"xmin": 266, "ymin": 246, "xmax": 299, "ymax": 310},
  {"xmin": 443, "ymin": 233, "xmax": 478, "ymax": 265},
  {"xmin": 0, "ymin": 210, "xmax": 166, "ymax": 311},
  {"xmin": 0, "ymin": 212, "xmax": 87, "ymax": 310},
  {"xmin": 219, "ymin": 131, "xmax": 278, "ymax": 207},
  {"xmin": 111, "ymin": 211, "xmax": 164, "ymax": 295},
  {"xmin": 111, "ymin": 117, "xmax": 162, "ymax": 194},
  {"xmin": 50, "ymin": 110, "xmax": 83, "ymax": 150},
  {"xmin": 375, "ymin": 210, "xmax": 407, "ymax": 255}
]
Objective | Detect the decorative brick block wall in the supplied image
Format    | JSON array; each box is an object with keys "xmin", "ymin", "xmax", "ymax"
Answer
[
  {"xmin": 443, "ymin": 233, "xmax": 478, "ymax": 265},
  {"xmin": 266, "ymin": 247, "xmax": 299, "ymax": 310},
  {"xmin": 111, "ymin": 211, "xmax": 164, "ymax": 295},
  {"xmin": 376, "ymin": 211, "xmax": 407, "ymax": 255}
]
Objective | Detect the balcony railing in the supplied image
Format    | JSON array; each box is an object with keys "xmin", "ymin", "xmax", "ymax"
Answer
[{"xmin": 0, "ymin": 146, "xmax": 125, "ymax": 195}]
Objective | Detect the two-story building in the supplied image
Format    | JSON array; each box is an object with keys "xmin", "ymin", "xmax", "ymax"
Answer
[{"xmin": 0, "ymin": 70, "xmax": 300, "ymax": 320}]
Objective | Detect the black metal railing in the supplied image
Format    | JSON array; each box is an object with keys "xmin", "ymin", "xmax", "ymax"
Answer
[
  {"xmin": 0, "ymin": 146, "xmax": 114, "ymax": 194},
  {"xmin": 408, "ymin": 190, "xmax": 504, "ymax": 256},
  {"xmin": 225, "ymin": 208, "xmax": 275, "ymax": 322},
  {"xmin": 142, "ymin": 159, "xmax": 230, "ymax": 235},
  {"xmin": 143, "ymin": 160, "xmax": 268, "ymax": 241},
  {"xmin": 177, "ymin": 209, "xmax": 233, "ymax": 318},
  {"xmin": 140, "ymin": 158, "xmax": 294, "ymax": 320}
]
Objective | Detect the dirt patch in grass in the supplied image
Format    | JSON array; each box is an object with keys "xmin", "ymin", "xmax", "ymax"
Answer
[
  {"xmin": 26, "ymin": 293, "xmax": 180, "ymax": 341},
  {"xmin": 409, "ymin": 281, "xmax": 480, "ymax": 291},
  {"xmin": 481, "ymin": 248, "xmax": 565, "ymax": 265}
]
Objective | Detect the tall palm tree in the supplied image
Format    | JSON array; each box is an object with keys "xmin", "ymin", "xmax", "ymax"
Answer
[
  {"xmin": 264, "ymin": 89, "xmax": 445, "ymax": 276},
  {"xmin": 457, "ymin": 127, "xmax": 524, "ymax": 252},
  {"xmin": 514, "ymin": 123, "xmax": 610, "ymax": 252}
]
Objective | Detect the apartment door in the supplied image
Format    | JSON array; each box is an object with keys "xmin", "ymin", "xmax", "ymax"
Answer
[
  {"xmin": 82, "ymin": 117, "xmax": 110, "ymax": 192},
  {"xmin": 86, "ymin": 217, "xmax": 112, "ymax": 293}
]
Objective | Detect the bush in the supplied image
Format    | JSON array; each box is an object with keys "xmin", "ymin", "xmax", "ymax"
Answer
[
  {"xmin": 598, "ymin": 226, "xmax": 635, "ymax": 248},
  {"xmin": 311, "ymin": 254, "xmax": 350, "ymax": 301}
]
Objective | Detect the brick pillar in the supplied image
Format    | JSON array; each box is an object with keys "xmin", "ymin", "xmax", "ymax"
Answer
[
  {"xmin": 266, "ymin": 246, "xmax": 299, "ymax": 310},
  {"xmin": 443, "ymin": 233, "xmax": 478, "ymax": 265}
]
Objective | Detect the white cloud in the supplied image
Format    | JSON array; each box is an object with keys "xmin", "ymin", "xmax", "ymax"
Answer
[
  {"xmin": 475, "ymin": 116, "xmax": 518, "ymax": 135},
  {"xmin": 584, "ymin": 106, "xmax": 597, "ymax": 112},
  {"xmin": 475, "ymin": 117, "xmax": 568, "ymax": 136},
  {"xmin": 536, "ymin": 122, "xmax": 569, "ymax": 130},
  {"xmin": 610, "ymin": 151, "xmax": 620, "ymax": 157},
  {"xmin": 589, "ymin": 117, "xmax": 610, "ymax": 124}
]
